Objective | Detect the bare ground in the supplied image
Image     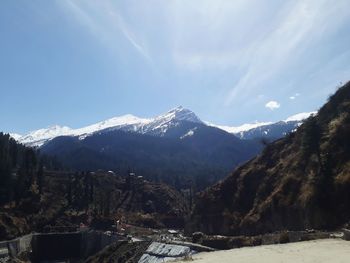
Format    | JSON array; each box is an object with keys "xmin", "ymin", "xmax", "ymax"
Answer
[{"xmin": 181, "ymin": 239, "xmax": 350, "ymax": 263}]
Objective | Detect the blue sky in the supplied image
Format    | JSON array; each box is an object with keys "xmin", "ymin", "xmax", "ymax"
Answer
[{"xmin": 1, "ymin": 0, "xmax": 350, "ymax": 134}]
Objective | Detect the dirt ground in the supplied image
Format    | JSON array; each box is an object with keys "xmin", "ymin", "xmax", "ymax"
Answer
[{"xmin": 181, "ymin": 239, "xmax": 350, "ymax": 263}]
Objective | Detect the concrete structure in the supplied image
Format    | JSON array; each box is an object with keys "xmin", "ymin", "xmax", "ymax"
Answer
[{"xmin": 0, "ymin": 230, "xmax": 123, "ymax": 262}]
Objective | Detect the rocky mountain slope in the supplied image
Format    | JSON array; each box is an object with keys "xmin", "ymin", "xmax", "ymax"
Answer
[{"xmin": 188, "ymin": 82, "xmax": 350, "ymax": 235}]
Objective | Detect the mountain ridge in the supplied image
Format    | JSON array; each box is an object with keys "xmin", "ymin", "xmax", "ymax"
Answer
[
  {"xmin": 40, "ymin": 120, "xmax": 262, "ymax": 190},
  {"xmin": 209, "ymin": 111, "xmax": 316, "ymax": 140},
  {"xmin": 13, "ymin": 107, "xmax": 315, "ymax": 147}
]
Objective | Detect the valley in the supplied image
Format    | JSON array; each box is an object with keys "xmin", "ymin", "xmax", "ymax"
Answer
[
  {"xmin": 2, "ymin": 1, "xmax": 350, "ymax": 261},
  {"xmin": 1, "ymin": 83, "xmax": 350, "ymax": 262},
  {"xmin": 9, "ymin": 107, "xmax": 313, "ymax": 191}
]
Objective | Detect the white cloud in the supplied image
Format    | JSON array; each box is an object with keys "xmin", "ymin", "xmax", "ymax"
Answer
[
  {"xmin": 265, "ymin": 101, "xmax": 280, "ymax": 110},
  {"xmin": 289, "ymin": 93, "xmax": 300, "ymax": 100}
]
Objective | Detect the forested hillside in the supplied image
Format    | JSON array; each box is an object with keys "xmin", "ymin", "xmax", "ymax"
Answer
[
  {"xmin": 41, "ymin": 123, "xmax": 262, "ymax": 191},
  {"xmin": 188, "ymin": 82, "xmax": 350, "ymax": 235},
  {"xmin": 0, "ymin": 133, "xmax": 189, "ymax": 240},
  {"xmin": 0, "ymin": 133, "xmax": 61, "ymax": 205}
]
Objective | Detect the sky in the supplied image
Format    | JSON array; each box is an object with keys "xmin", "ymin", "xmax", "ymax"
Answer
[{"xmin": 1, "ymin": 0, "xmax": 350, "ymax": 134}]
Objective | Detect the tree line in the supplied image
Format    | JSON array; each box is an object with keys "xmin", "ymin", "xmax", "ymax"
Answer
[{"xmin": 0, "ymin": 133, "xmax": 61, "ymax": 205}]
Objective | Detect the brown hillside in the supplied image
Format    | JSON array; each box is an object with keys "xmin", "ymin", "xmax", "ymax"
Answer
[
  {"xmin": 0, "ymin": 171, "xmax": 189, "ymax": 240},
  {"xmin": 188, "ymin": 81, "xmax": 350, "ymax": 235}
]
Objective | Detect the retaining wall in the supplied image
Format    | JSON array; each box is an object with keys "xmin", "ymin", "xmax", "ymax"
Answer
[{"xmin": 0, "ymin": 230, "xmax": 122, "ymax": 262}]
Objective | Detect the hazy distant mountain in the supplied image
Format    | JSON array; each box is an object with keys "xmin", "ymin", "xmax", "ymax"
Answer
[{"xmin": 209, "ymin": 112, "xmax": 316, "ymax": 141}]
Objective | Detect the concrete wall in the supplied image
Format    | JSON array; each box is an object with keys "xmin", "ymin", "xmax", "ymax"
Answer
[
  {"xmin": 0, "ymin": 230, "xmax": 122, "ymax": 262},
  {"xmin": 31, "ymin": 231, "xmax": 121, "ymax": 262},
  {"xmin": 31, "ymin": 232, "xmax": 82, "ymax": 262},
  {"xmin": 80, "ymin": 231, "xmax": 119, "ymax": 258}
]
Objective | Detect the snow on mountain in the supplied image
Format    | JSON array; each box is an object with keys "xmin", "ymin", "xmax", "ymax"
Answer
[
  {"xmin": 208, "ymin": 121, "xmax": 273, "ymax": 134},
  {"xmin": 136, "ymin": 106, "xmax": 203, "ymax": 136},
  {"xmin": 15, "ymin": 107, "xmax": 202, "ymax": 147},
  {"xmin": 72, "ymin": 114, "xmax": 151, "ymax": 139},
  {"xmin": 284, "ymin": 111, "xmax": 317, "ymax": 122},
  {"xmin": 19, "ymin": 125, "xmax": 73, "ymax": 147},
  {"xmin": 12, "ymin": 108, "xmax": 317, "ymax": 147},
  {"xmin": 157, "ymin": 106, "xmax": 202, "ymax": 124},
  {"xmin": 209, "ymin": 111, "xmax": 316, "ymax": 136},
  {"xmin": 9, "ymin": 133, "xmax": 22, "ymax": 140},
  {"xmin": 180, "ymin": 127, "xmax": 197, "ymax": 139},
  {"xmin": 16, "ymin": 115, "xmax": 151, "ymax": 147}
]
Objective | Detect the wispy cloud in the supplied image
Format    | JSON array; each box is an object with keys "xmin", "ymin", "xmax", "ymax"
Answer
[
  {"xmin": 168, "ymin": 0, "xmax": 263, "ymax": 71},
  {"xmin": 224, "ymin": 0, "xmax": 350, "ymax": 105},
  {"xmin": 107, "ymin": 9, "xmax": 151, "ymax": 61},
  {"xmin": 57, "ymin": 0, "xmax": 151, "ymax": 62},
  {"xmin": 55, "ymin": 0, "xmax": 350, "ymax": 120},
  {"xmin": 265, "ymin": 101, "xmax": 280, "ymax": 110},
  {"xmin": 59, "ymin": 0, "xmax": 100, "ymax": 36}
]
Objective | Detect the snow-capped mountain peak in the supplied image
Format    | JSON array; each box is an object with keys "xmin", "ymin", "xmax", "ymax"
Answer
[
  {"xmin": 132, "ymin": 106, "xmax": 203, "ymax": 136},
  {"xmin": 14, "ymin": 107, "xmax": 203, "ymax": 146},
  {"xmin": 16, "ymin": 114, "xmax": 153, "ymax": 147},
  {"xmin": 155, "ymin": 106, "xmax": 202, "ymax": 124},
  {"xmin": 12, "ymin": 107, "xmax": 317, "ymax": 147},
  {"xmin": 18, "ymin": 125, "xmax": 73, "ymax": 147},
  {"xmin": 20, "ymin": 125, "xmax": 72, "ymax": 141}
]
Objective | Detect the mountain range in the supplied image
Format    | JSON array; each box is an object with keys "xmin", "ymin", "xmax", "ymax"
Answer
[
  {"xmin": 12, "ymin": 107, "xmax": 315, "ymax": 147},
  {"xmin": 7, "ymin": 107, "xmax": 315, "ymax": 190},
  {"xmin": 38, "ymin": 111, "xmax": 260, "ymax": 190}
]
